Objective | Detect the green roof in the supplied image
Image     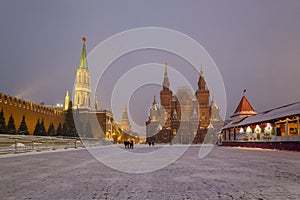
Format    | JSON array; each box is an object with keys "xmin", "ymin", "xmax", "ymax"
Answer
[{"xmin": 78, "ymin": 42, "xmax": 88, "ymax": 70}]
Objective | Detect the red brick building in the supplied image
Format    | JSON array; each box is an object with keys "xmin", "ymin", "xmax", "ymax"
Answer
[{"xmin": 146, "ymin": 63, "xmax": 223, "ymax": 144}]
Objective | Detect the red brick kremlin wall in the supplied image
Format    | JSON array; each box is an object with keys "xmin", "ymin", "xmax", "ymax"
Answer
[{"xmin": 0, "ymin": 93, "xmax": 65, "ymax": 135}]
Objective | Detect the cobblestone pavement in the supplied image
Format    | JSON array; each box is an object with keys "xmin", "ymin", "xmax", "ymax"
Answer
[{"xmin": 0, "ymin": 145, "xmax": 299, "ymax": 200}]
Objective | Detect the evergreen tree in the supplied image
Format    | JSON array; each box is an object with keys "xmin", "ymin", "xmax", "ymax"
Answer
[
  {"xmin": 56, "ymin": 122, "xmax": 63, "ymax": 136},
  {"xmin": 0, "ymin": 109, "xmax": 7, "ymax": 134},
  {"xmin": 73, "ymin": 110, "xmax": 83, "ymax": 137},
  {"xmin": 62, "ymin": 122, "xmax": 69, "ymax": 137},
  {"xmin": 64, "ymin": 101, "xmax": 78, "ymax": 138},
  {"xmin": 7, "ymin": 114, "xmax": 16, "ymax": 135},
  {"xmin": 34, "ymin": 118, "xmax": 41, "ymax": 136},
  {"xmin": 18, "ymin": 115, "xmax": 29, "ymax": 135},
  {"xmin": 39, "ymin": 119, "xmax": 47, "ymax": 136},
  {"xmin": 47, "ymin": 122, "xmax": 56, "ymax": 136}
]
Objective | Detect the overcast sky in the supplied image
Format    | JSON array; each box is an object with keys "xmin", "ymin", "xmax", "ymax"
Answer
[{"xmin": 0, "ymin": 0, "xmax": 300, "ymax": 129}]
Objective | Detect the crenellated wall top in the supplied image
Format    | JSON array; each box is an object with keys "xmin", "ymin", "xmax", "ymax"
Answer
[{"xmin": 0, "ymin": 92, "xmax": 64, "ymax": 117}]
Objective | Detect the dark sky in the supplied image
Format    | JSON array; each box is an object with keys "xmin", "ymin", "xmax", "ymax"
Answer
[{"xmin": 1, "ymin": 0, "xmax": 300, "ymax": 130}]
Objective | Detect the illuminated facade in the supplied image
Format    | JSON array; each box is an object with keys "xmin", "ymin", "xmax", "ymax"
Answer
[
  {"xmin": 0, "ymin": 38, "xmax": 139, "ymax": 142},
  {"xmin": 222, "ymin": 95, "xmax": 300, "ymax": 143},
  {"xmin": 0, "ymin": 93, "xmax": 64, "ymax": 134},
  {"xmin": 146, "ymin": 63, "xmax": 223, "ymax": 144}
]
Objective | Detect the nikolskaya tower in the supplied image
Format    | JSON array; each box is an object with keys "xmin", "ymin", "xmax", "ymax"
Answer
[
  {"xmin": 61, "ymin": 37, "xmax": 140, "ymax": 143},
  {"xmin": 73, "ymin": 37, "xmax": 91, "ymax": 110}
]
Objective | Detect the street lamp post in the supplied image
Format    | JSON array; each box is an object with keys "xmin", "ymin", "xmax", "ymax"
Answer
[{"xmin": 193, "ymin": 129, "xmax": 197, "ymax": 144}]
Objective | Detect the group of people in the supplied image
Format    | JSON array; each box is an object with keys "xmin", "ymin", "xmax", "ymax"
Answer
[
  {"xmin": 148, "ymin": 141, "xmax": 155, "ymax": 146},
  {"xmin": 123, "ymin": 141, "xmax": 156, "ymax": 149},
  {"xmin": 124, "ymin": 140, "xmax": 134, "ymax": 149}
]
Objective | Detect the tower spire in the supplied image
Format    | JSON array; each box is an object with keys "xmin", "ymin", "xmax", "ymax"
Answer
[
  {"xmin": 152, "ymin": 95, "xmax": 157, "ymax": 105},
  {"xmin": 211, "ymin": 93, "xmax": 217, "ymax": 107},
  {"xmin": 120, "ymin": 104, "xmax": 131, "ymax": 131},
  {"xmin": 79, "ymin": 37, "xmax": 88, "ymax": 70},
  {"xmin": 163, "ymin": 61, "xmax": 170, "ymax": 89},
  {"xmin": 196, "ymin": 62, "xmax": 210, "ymax": 128},
  {"xmin": 198, "ymin": 63, "xmax": 207, "ymax": 90},
  {"xmin": 64, "ymin": 90, "xmax": 70, "ymax": 110},
  {"xmin": 73, "ymin": 37, "xmax": 91, "ymax": 110}
]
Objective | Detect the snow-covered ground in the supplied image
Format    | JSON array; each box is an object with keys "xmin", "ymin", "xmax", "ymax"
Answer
[{"xmin": 0, "ymin": 145, "xmax": 299, "ymax": 199}]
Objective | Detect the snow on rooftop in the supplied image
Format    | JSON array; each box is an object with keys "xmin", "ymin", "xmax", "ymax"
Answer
[{"xmin": 223, "ymin": 101, "xmax": 300, "ymax": 129}]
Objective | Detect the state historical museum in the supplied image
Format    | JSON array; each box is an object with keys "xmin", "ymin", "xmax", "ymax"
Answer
[{"xmin": 145, "ymin": 63, "xmax": 223, "ymax": 144}]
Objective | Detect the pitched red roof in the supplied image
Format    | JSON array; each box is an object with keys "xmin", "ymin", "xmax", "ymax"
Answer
[
  {"xmin": 231, "ymin": 96, "xmax": 256, "ymax": 118},
  {"xmin": 223, "ymin": 101, "xmax": 300, "ymax": 130}
]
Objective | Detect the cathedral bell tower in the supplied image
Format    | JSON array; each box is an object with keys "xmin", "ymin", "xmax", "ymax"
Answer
[
  {"xmin": 195, "ymin": 64, "xmax": 210, "ymax": 128},
  {"xmin": 73, "ymin": 37, "xmax": 91, "ymax": 110}
]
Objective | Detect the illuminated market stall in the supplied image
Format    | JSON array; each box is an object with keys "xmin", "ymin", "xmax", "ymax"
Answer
[{"xmin": 220, "ymin": 95, "xmax": 300, "ymax": 149}]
